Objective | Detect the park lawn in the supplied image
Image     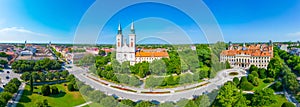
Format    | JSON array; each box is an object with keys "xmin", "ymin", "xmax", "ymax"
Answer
[
  {"xmin": 244, "ymin": 94, "xmax": 288, "ymax": 107},
  {"xmin": 17, "ymin": 82, "xmax": 87, "ymax": 107},
  {"xmin": 269, "ymin": 94, "xmax": 288, "ymax": 107},
  {"xmin": 252, "ymin": 79, "xmax": 271, "ymax": 91}
]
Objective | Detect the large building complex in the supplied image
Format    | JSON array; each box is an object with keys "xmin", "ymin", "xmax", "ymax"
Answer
[
  {"xmin": 220, "ymin": 41, "xmax": 273, "ymax": 69},
  {"xmin": 116, "ymin": 22, "xmax": 169, "ymax": 65}
]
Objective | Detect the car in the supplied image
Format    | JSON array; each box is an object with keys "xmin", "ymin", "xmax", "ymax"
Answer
[
  {"xmin": 6, "ymin": 71, "xmax": 10, "ymax": 73},
  {"xmin": 6, "ymin": 76, "xmax": 9, "ymax": 79}
]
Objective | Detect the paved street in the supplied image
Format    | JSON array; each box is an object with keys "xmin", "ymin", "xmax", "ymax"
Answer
[{"xmin": 67, "ymin": 65, "xmax": 246, "ymax": 102}]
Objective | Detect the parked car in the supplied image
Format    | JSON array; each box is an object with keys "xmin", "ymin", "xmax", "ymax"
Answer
[
  {"xmin": 7, "ymin": 71, "xmax": 10, "ymax": 73},
  {"xmin": 6, "ymin": 76, "xmax": 9, "ymax": 79}
]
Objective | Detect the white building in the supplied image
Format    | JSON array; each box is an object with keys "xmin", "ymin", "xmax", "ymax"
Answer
[
  {"xmin": 116, "ymin": 22, "xmax": 168, "ymax": 65},
  {"xmin": 220, "ymin": 41, "xmax": 273, "ymax": 69}
]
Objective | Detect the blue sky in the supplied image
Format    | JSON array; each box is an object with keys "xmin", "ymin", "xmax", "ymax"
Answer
[{"xmin": 0, "ymin": 0, "xmax": 300, "ymax": 44}]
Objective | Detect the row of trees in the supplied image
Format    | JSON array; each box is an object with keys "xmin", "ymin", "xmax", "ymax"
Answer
[
  {"xmin": 21, "ymin": 70, "xmax": 69, "ymax": 82},
  {"xmin": 276, "ymin": 48, "xmax": 300, "ymax": 94},
  {"xmin": 145, "ymin": 70, "xmax": 209, "ymax": 88},
  {"xmin": 12, "ymin": 58, "xmax": 61, "ymax": 73},
  {"xmin": 0, "ymin": 78, "xmax": 21, "ymax": 106},
  {"xmin": 41, "ymin": 85, "xmax": 59, "ymax": 96},
  {"xmin": 78, "ymin": 80, "xmax": 212, "ymax": 107}
]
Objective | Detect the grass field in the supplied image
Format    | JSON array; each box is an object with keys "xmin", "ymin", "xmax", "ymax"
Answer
[
  {"xmin": 17, "ymin": 82, "xmax": 86, "ymax": 107},
  {"xmin": 269, "ymin": 94, "xmax": 288, "ymax": 107},
  {"xmin": 252, "ymin": 79, "xmax": 272, "ymax": 91},
  {"xmin": 244, "ymin": 94, "xmax": 288, "ymax": 107}
]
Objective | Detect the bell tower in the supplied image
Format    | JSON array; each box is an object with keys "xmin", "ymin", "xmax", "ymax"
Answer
[
  {"xmin": 116, "ymin": 23, "xmax": 123, "ymax": 62},
  {"xmin": 128, "ymin": 21, "xmax": 136, "ymax": 65}
]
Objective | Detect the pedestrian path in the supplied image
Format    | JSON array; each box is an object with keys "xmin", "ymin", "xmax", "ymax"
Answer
[{"xmin": 74, "ymin": 101, "xmax": 92, "ymax": 107}]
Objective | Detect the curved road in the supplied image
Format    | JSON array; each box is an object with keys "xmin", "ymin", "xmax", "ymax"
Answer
[{"xmin": 67, "ymin": 65, "xmax": 246, "ymax": 102}]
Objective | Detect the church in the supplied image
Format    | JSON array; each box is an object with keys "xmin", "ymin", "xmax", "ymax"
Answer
[{"xmin": 116, "ymin": 22, "xmax": 169, "ymax": 65}]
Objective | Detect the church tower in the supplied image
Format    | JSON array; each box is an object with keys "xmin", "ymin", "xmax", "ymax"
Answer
[
  {"xmin": 128, "ymin": 21, "xmax": 136, "ymax": 65},
  {"xmin": 116, "ymin": 23, "xmax": 123, "ymax": 62}
]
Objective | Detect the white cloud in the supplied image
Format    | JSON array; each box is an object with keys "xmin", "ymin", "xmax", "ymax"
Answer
[
  {"xmin": 0, "ymin": 27, "xmax": 54, "ymax": 43},
  {"xmin": 287, "ymin": 32, "xmax": 300, "ymax": 36}
]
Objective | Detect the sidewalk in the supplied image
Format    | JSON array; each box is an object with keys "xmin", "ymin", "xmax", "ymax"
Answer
[{"xmin": 7, "ymin": 82, "xmax": 26, "ymax": 107}]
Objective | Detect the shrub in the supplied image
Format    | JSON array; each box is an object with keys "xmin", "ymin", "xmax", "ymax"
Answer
[
  {"xmin": 240, "ymin": 76, "xmax": 248, "ymax": 83},
  {"xmin": 248, "ymin": 74, "xmax": 254, "ymax": 83},
  {"xmin": 271, "ymin": 81, "xmax": 283, "ymax": 92},
  {"xmin": 41, "ymin": 85, "xmax": 51, "ymax": 96},
  {"xmin": 251, "ymin": 71, "xmax": 259, "ymax": 77},
  {"xmin": 240, "ymin": 82, "xmax": 254, "ymax": 91},
  {"xmin": 263, "ymin": 78, "xmax": 274, "ymax": 83},
  {"xmin": 233, "ymin": 77, "xmax": 240, "ymax": 86},
  {"xmin": 68, "ymin": 83, "xmax": 75, "ymax": 91},
  {"xmin": 252, "ymin": 77, "xmax": 260, "ymax": 86},
  {"xmin": 51, "ymin": 86, "xmax": 59, "ymax": 95}
]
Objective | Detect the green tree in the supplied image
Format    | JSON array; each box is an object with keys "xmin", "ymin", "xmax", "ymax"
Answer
[
  {"xmin": 199, "ymin": 66, "xmax": 209, "ymax": 79},
  {"xmin": 234, "ymin": 95, "xmax": 250, "ymax": 107},
  {"xmin": 225, "ymin": 61, "xmax": 231, "ymax": 69},
  {"xmin": 179, "ymin": 73, "xmax": 193, "ymax": 84},
  {"xmin": 283, "ymin": 72, "xmax": 299, "ymax": 93},
  {"xmin": 176, "ymin": 99, "xmax": 189, "ymax": 107},
  {"xmin": 100, "ymin": 96, "xmax": 118, "ymax": 107},
  {"xmin": 32, "ymin": 72, "xmax": 40, "ymax": 82},
  {"xmin": 215, "ymin": 82, "xmax": 241, "ymax": 106},
  {"xmin": 240, "ymin": 82, "xmax": 254, "ymax": 91},
  {"xmin": 158, "ymin": 102, "xmax": 174, "ymax": 107},
  {"xmin": 39, "ymin": 73, "xmax": 46, "ymax": 82},
  {"xmin": 249, "ymin": 65, "xmax": 258, "ymax": 73},
  {"xmin": 4, "ymin": 83, "xmax": 18, "ymax": 93},
  {"xmin": 54, "ymin": 72, "xmax": 61, "ymax": 82},
  {"xmin": 251, "ymin": 71, "xmax": 259, "ymax": 77},
  {"xmin": 267, "ymin": 57, "xmax": 282, "ymax": 78},
  {"xmin": 120, "ymin": 99, "xmax": 136, "ymax": 107},
  {"xmin": 258, "ymin": 68, "xmax": 267, "ymax": 79},
  {"xmin": 41, "ymin": 84, "xmax": 51, "ymax": 96},
  {"xmin": 88, "ymin": 90, "xmax": 106, "ymax": 103},
  {"xmin": 129, "ymin": 76, "xmax": 140, "ymax": 86},
  {"xmin": 30, "ymin": 73, "xmax": 33, "ymax": 92},
  {"xmin": 240, "ymin": 76, "xmax": 248, "ymax": 83},
  {"xmin": 252, "ymin": 77, "xmax": 260, "ymax": 86},
  {"xmin": 46, "ymin": 72, "xmax": 54, "ymax": 81},
  {"xmin": 149, "ymin": 59, "xmax": 166, "ymax": 75},
  {"xmin": 251, "ymin": 88, "xmax": 277, "ymax": 106},
  {"xmin": 67, "ymin": 83, "xmax": 75, "ymax": 91},
  {"xmin": 233, "ymin": 77, "xmax": 240, "ymax": 86},
  {"xmin": 79, "ymin": 85, "xmax": 93, "ymax": 95},
  {"xmin": 135, "ymin": 101, "xmax": 153, "ymax": 107},
  {"xmin": 195, "ymin": 95, "xmax": 211, "ymax": 107},
  {"xmin": 60, "ymin": 70, "xmax": 69, "ymax": 79},
  {"xmin": 51, "ymin": 86, "xmax": 59, "ymax": 95},
  {"xmin": 145, "ymin": 76, "xmax": 164, "ymax": 88},
  {"xmin": 0, "ymin": 92, "xmax": 12, "ymax": 107}
]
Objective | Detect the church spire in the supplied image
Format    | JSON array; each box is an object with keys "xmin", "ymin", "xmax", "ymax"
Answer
[
  {"xmin": 118, "ymin": 23, "xmax": 122, "ymax": 34},
  {"xmin": 130, "ymin": 20, "xmax": 135, "ymax": 34}
]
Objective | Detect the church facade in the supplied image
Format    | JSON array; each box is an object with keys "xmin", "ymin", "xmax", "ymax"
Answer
[{"xmin": 116, "ymin": 22, "xmax": 169, "ymax": 65}]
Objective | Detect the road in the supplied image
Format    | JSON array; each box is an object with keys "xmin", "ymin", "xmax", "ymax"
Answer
[{"xmin": 67, "ymin": 65, "xmax": 247, "ymax": 102}]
